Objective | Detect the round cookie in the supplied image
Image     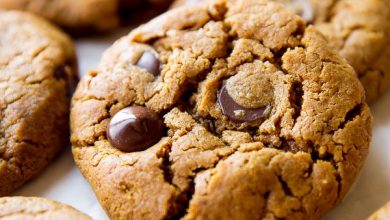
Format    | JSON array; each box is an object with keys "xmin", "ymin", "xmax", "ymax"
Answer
[
  {"xmin": 71, "ymin": 0, "xmax": 372, "ymax": 219},
  {"xmin": 0, "ymin": 0, "xmax": 172, "ymax": 32},
  {"xmin": 368, "ymin": 202, "xmax": 390, "ymax": 220},
  {"xmin": 0, "ymin": 197, "xmax": 91, "ymax": 220},
  {"xmin": 172, "ymin": 0, "xmax": 390, "ymax": 103},
  {"xmin": 0, "ymin": 11, "xmax": 77, "ymax": 195}
]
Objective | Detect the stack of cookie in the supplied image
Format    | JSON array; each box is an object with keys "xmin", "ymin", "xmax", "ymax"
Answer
[{"xmin": 0, "ymin": 0, "xmax": 389, "ymax": 219}]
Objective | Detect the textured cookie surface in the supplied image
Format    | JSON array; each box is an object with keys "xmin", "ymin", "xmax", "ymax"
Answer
[
  {"xmin": 172, "ymin": 0, "xmax": 390, "ymax": 102},
  {"xmin": 0, "ymin": 197, "xmax": 91, "ymax": 220},
  {"xmin": 368, "ymin": 202, "xmax": 390, "ymax": 220},
  {"xmin": 0, "ymin": 11, "xmax": 77, "ymax": 195},
  {"xmin": 71, "ymin": 0, "xmax": 372, "ymax": 219},
  {"xmin": 0, "ymin": 0, "xmax": 172, "ymax": 32}
]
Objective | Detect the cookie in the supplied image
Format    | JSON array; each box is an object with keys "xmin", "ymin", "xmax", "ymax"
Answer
[
  {"xmin": 172, "ymin": 0, "xmax": 390, "ymax": 103},
  {"xmin": 71, "ymin": 0, "xmax": 372, "ymax": 219},
  {"xmin": 369, "ymin": 202, "xmax": 390, "ymax": 220},
  {"xmin": 0, "ymin": 0, "xmax": 172, "ymax": 32},
  {"xmin": 171, "ymin": 0, "xmax": 202, "ymax": 8},
  {"xmin": 0, "ymin": 197, "xmax": 91, "ymax": 220},
  {"xmin": 0, "ymin": 11, "xmax": 77, "ymax": 195}
]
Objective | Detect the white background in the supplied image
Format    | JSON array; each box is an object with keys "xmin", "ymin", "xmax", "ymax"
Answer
[{"xmin": 13, "ymin": 29, "xmax": 390, "ymax": 220}]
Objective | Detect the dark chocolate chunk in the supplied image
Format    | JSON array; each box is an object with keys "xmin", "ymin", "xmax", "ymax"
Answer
[
  {"xmin": 218, "ymin": 85, "xmax": 266, "ymax": 122},
  {"xmin": 54, "ymin": 65, "xmax": 68, "ymax": 80},
  {"xmin": 54, "ymin": 64, "xmax": 79, "ymax": 98},
  {"xmin": 107, "ymin": 106, "xmax": 165, "ymax": 152},
  {"xmin": 136, "ymin": 51, "xmax": 161, "ymax": 77}
]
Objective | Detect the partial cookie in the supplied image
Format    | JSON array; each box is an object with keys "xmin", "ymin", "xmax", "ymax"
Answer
[
  {"xmin": 71, "ymin": 0, "xmax": 372, "ymax": 219},
  {"xmin": 171, "ymin": 0, "xmax": 201, "ymax": 8},
  {"xmin": 368, "ymin": 202, "xmax": 390, "ymax": 220},
  {"xmin": 0, "ymin": 197, "xmax": 91, "ymax": 220},
  {"xmin": 172, "ymin": 0, "xmax": 390, "ymax": 103},
  {"xmin": 0, "ymin": 11, "xmax": 77, "ymax": 195},
  {"xmin": 0, "ymin": 0, "xmax": 172, "ymax": 32}
]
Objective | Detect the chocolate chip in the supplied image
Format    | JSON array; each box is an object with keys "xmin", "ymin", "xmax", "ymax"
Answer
[
  {"xmin": 218, "ymin": 85, "xmax": 266, "ymax": 122},
  {"xmin": 54, "ymin": 65, "xmax": 68, "ymax": 80},
  {"xmin": 54, "ymin": 64, "xmax": 79, "ymax": 98},
  {"xmin": 107, "ymin": 106, "xmax": 165, "ymax": 152},
  {"xmin": 136, "ymin": 51, "xmax": 161, "ymax": 77}
]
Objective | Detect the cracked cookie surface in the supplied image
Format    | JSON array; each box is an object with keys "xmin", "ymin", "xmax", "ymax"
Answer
[
  {"xmin": 0, "ymin": 0, "xmax": 172, "ymax": 32},
  {"xmin": 0, "ymin": 11, "xmax": 77, "ymax": 195},
  {"xmin": 0, "ymin": 197, "xmax": 91, "ymax": 220},
  {"xmin": 71, "ymin": 0, "xmax": 372, "ymax": 219},
  {"xmin": 172, "ymin": 0, "xmax": 390, "ymax": 103}
]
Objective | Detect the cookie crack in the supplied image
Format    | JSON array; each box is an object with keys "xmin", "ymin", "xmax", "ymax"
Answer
[
  {"xmin": 0, "ymin": 208, "xmax": 50, "ymax": 218},
  {"xmin": 338, "ymin": 25, "xmax": 365, "ymax": 52},
  {"xmin": 157, "ymin": 143, "xmax": 176, "ymax": 187},
  {"xmin": 289, "ymin": 81, "xmax": 304, "ymax": 124},
  {"xmin": 157, "ymin": 142, "xmax": 194, "ymax": 220},
  {"xmin": 277, "ymin": 175, "xmax": 294, "ymax": 197},
  {"xmin": 171, "ymin": 152, "xmax": 239, "ymax": 220},
  {"xmin": 337, "ymin": 103, "xmax": 363, "ymax": 131},
  {"xmin": 165, "ymin": 180, "xmax": 195, "ymax": 220},
  {"xmin": 1, "ymin": 92, "xmax": 27, "ymax": 113},
  {"xmin": 0, "ymin": 139, "xmax": 47, "ymax": 182},
  {"xmin": 311, "ymin": 147, "xmax": 343, "ymax": 198}
]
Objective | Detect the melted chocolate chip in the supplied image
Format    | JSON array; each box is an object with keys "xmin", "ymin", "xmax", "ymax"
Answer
[
  {"xmin": 54, "ymin": 65, "xmax": 68, "ymax": 80},
  {"xmin": 218, "ymin": 85, "xmax": 266, "ymax": 122},
  {"xmin": 54, "ymin": 64, "xmax": 79, "ymax": 98},
  {"xmin": 107, "ymin": 106, "xmax": 165, "ymax": 152},
  {"xmin": 136, "ymin": 51, "xmax": 161, "ymax": 77}
]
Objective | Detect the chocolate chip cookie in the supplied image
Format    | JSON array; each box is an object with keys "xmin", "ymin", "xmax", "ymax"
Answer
[
  {"xmin": 71, "ymin": 0, "xmax": 372, "ymax": 219},
  {"xmin": 0, "ymin": 11, "xmax": 77, "ymax": 195},
  {"xmin": 0, "ymin": 0, "xmax": 172, "ymax": 32},
  {"xmin": 369, "ymin": 201, "xmax": 390, "ymax": 220},
  {"xmin": 172, "ymin": 0, "xmax": 390, "ymax": 103},
  {"xmin": 0, "ymin": 197, "xmax": 91, "ymax": 220}
]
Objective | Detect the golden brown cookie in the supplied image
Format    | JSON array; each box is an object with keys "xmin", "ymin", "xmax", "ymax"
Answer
[
  {"xmin": 0, "ymin": 11, "xmax": 77, "ymax": 195},
  {"xmin": 368, "ymin": 202, "xmax": 390, "ymax": 220},
  {"xmin": 71, "ymin": 0, "xmax": 372, "ymax": 219},
  {"xmin": 0, "ymin": 197, "xmax": 91, "ymax": 220},
  {"xmin": 172, "ymin": 0, "xmax": 390, "ymax": 103},
  {"xmin": 0, "ymin": 0, "xmax": 172, "ymax": 32}
]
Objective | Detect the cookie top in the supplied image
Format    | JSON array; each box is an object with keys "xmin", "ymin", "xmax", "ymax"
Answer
[
  {"xmin": 0, "ymin": 197, "xmax": 91, "ymax": 220},
  {"xmin": 172, "ymin": 0, "xmax": 390, "ymax": 102},
  {"xmin": 71, "ymin": 0, "xmax": 372, "ymax": 219},
  {"xmin": 0, "ymin": 11, "xmax": 77, "ymax": 195},
  {"xmin": 0, "ymin": 0, "xmax": 172, "ymax": 32},
  {"xmin": 369, "ymin": 202, "xmax": 390, "ymax": 220}
]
